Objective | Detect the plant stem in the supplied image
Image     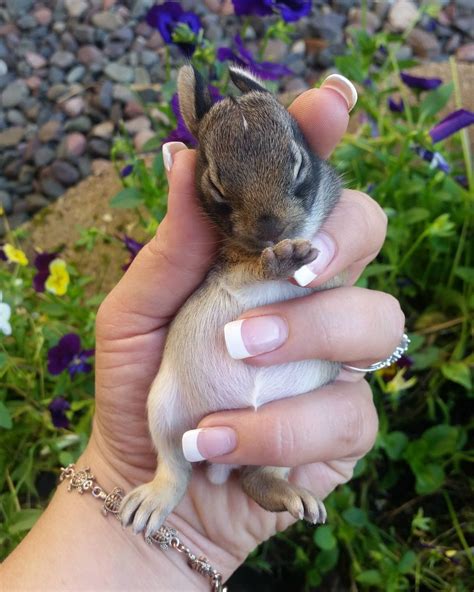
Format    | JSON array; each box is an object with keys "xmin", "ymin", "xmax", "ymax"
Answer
[
  {"xmin": 443, "ymin": 492, "xmax": 474, "ymax": 569},
  {"xmin": 6, "ymin": 470, "xmax": 21, "ymax": 512}
]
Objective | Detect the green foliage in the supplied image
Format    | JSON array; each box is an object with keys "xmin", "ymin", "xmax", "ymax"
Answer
[{"xmin": 1, "ymin": 12, "xmax": 473, "ymax": 592}]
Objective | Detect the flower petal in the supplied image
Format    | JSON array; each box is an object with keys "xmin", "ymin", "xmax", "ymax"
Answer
[
  {"xmin": 400, "ymin": 72, "xmax": 442, "ymax": 90},
  {"xmin": 429, "ymin": 108, "xmax": 474, "ymax": 143}
]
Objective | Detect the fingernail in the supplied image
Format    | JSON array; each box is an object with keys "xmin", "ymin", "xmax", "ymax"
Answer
[
  {"xmin": 162, "ymin": 141, "xmax": 187, "ymax": 172},
  {"xmin": 321, "ymin": 74, "xmax": 358, "ymax": 112},
  {"xmin": 182, "ymin": 427, "xmax": 237, "ymax": 462},
  {"xmin": 293, "ymin": 231, "xmax": 336, "ymax": 287},
  {"xmin": 224, "ymin": 315, "xmax": 288, "ymax": 360}
]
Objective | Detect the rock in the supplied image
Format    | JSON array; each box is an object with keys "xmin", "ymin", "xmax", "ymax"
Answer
[
  {"xmin": 49, "ymin": 67, "xmax": 65, "ymax": 84},
  {"xmin": 7, "ymin": 109, "xmax": 26, "ymax": 126},
  {"xmin": 0, "ymin": 60, "xmax": 7, "ymax": 76},
  {"xmin": 140, "ymin": 50, "xmax": 159, "ymax": 67},
  {"xmin": 124, "ymin": 116, "xmax": 151, "ymax": 135},
  {"xmin": 311, "ymin": 12, "xmax": 345, "ymax": 42},
  {"xmin": 89, "ymin": 138, "xmax": 110, "ymax": 157},
  {"xmin": 51, "ymin": 160, "xmax": 80, "ymax": 186},
  {"xmin": 77, "ymin": 45, "xmax": 105, "ymax": 68},
  {"xmin": 92, "ymin": 11, "xmax": 124, "ymax": 31},
  {"xmin": 74, "ymin": 25, "xmax": 96, "ymax": 44},
  {"xmin": 98, "ymin": 80, "xmax": 114, "ymax": 110},
  {"xmin": 77, "ymin": 156, "xmax": 91, "ymax": 177},
  {"xmin": 0, "ymin": 190, "xmax": 13, "ymax": 214},
  {"xmin": 18, "ymin": 165, "xmax": 35, "ymax": 185},
  {"xmin": 134, "ymin": 66, "xmax": 151, "ymax": 85},
  {"xmin": 65, "ymin": 0, "xmax": 89, "ymax": 18},
  {"xmin": 112, "ymin": 84, "xmax": 134, "ymax": 103},
  {"xmin": 456, "ymin": 43, "xmax": 474, "ymax": 62},
  {"xmin": 61, "ymin": 96, "xmax": 85, "ymax": 117},
  {"xmin": 91, "ymin": 158, "xmax": 111, "ymax": 176},
  {"xmin": 34, "ymin": 7, "xmax": 53, "ymax": 26},
  {"xmin": 17, "ymin": 15, "xmax": 37, "ymax": 30},
  {"xmin": 6, "ymin": 0, "xmax": 34, "ymax": 16},
  {"xmin": 134, "ymin": 129, "xmax": 155, "ymax": 152},
  {"xmin": 34, "ymin": 146, "xmax": 55, "ymax": 167},
  {"xmin": 445, "ymin": 34, "xmax": 461, "ymax": 54},
  {"xmin": 25, "ymin": 193, "xmax": 50, "ymax": 213},
  {"xmin": 25, "ymin": 76, "xmax": 42, "ymax": 91},
  {"xmin": 91, "ymin": 121, "xmax": 114, "ymax": 138},
  {"xmin": 67, "ymin": 65, "xmax": 86, "ymax": 84},
  {"xmin": 1, "ymin": 80, "xmax": 29, "ymax": 108},
  {"xmin": 61, "ymin": 32, "xmax": 79, "ymax": 53},
  {"xmin": 38, "ymin": 120, "xmax": 62, "ymax": 143},
  {"xmin": 348, "ymin": 8, "xmax": 381, "ymax": 33},
  {"xmin": 0, "ymin": 126, "xmax": 25, "ymax": 147},
  {"xmin": 50, "ymin": 50, "xmax": 75, "ymax": 69},
  {"xmin": 25, "ymin": 51, "xmax": 47, "ymax": 69},
  {"xmin": 41, "ymin": 177, "xmax": 65, "ymax": 198},
  {"xmin": 407, "ymin": 28, "xmax": 441, "ymax": 59},
  {"xmin": 262, "ymin": 39, "xmax": 288, "ymax": 63},
  {"xmin": 64, "ymin": 116, "xmax": 92, "ymax": 132},
  {"xmin": 105, "ymin": 62, "xmax": 134, "ymax": 83},
  {"xmin": 388, "ymin": 0, "xmax": 418, "ymax": 32},
  {"xmin": 47, "ymin": 84, "xmax": 68, "ymax": 101},
  {"xmin": 62, "ymin": 132, "xmax": 87, "ymax": 157},
  {"xmin": 124, "ymin": 101, "xmax": 144, "ymax": 118}
]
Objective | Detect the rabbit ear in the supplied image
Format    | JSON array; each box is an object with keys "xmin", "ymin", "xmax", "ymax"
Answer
[
  {"xmin": 229, "ymin": 66, "xmax": 268, "ymax": 94},
  {"xmin": 177, "ymin": 65, "xmax": 212, "ymax": 137}
]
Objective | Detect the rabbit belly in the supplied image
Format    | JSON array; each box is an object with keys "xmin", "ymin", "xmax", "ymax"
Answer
[{"xmin": 147, "ymin": 274, "xmax": 340, "ymax": 445}]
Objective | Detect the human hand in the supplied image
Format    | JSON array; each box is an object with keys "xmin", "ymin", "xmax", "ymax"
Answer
[{"xmin": 87, "ymin": 77, "xmax": 404, "ymax": 583}]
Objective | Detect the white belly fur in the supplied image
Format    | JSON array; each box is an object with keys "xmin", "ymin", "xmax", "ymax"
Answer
[{"xmin": 147, "ymin": 270, "xmax": 340, "ymax": 447}]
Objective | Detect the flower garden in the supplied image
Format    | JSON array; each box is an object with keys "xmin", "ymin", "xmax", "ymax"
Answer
[{"xmin": 1, "ymin": 1, "xmax": 473, "ymax": 590}]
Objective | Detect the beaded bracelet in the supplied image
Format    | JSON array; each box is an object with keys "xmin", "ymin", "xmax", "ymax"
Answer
[{"xmin": 59, "ymin": 464, "xmax": 227, "ymax": 592}]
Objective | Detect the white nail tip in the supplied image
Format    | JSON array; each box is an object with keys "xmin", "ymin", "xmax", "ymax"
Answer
[
  {"xmin": 293, "ymin": 265, "xmax": 317, "ymax": 287},
  {"xmin": 322, "ymin": 74, "xmax": 358, "ymax": 112},
  {"xmin": 182, "ymin": 429, "xmax": 206, "ymax": 462},
  {"xmin": 162, "ymin": 141, "xmax": 186, "ymax": 172},
  {"xmin": 224, "ymin": 319, "xmax": 250, "ymax": 360}
]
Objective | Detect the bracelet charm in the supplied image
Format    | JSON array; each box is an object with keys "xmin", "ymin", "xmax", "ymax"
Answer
[{"xmin": 59, "ymin": 464, "xmax": 227, "ymax": 592}]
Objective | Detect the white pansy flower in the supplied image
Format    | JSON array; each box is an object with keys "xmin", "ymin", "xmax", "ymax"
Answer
[{"xmin": 0, "ymin": 291, "xmax": 12, "ymax": 336}]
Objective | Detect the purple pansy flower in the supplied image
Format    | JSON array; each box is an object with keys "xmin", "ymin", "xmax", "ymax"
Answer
[
  {"xmin": 275, "ymin": 0, "xmax": 312, "ymax": 22},
  {"xmin": 120, "ymin": 164, "xmax": 134, "ymax": 178},
  {"xmin": 218, "ymin": 34, "xmax": 292, "ymax": 80},
  {"xmin": 48, "ymin": 396, "xmax": 70, "ymax": 429},
  {"xmin": 33, "ymin": 252, "xmax": 57, "ymax": 293},
  {"xmin": 388, "ymin": 97, "xmax": 404, "ymax": 113},
  {"xmin": 429, "ymin": 109, "xmax": 474, "ymax": 143},
  {"xmin": 146, "ymin": 1, "xmax": 201, "ymax": 57},
  {"xmin": 400, "ymin": 72, "xmax": 442, "ymax": 91},
  {"xmin": 122, "ymin": 234, "xmax": 145, "ymax": 271},
  {"xmin": 163, "ymin": 86, "xmax": 223, "ymax": 147},
  {"xmin": 232, "ymin": 0, "xmax": 273, "ymax": 16},
  {"xmin": 414, "ymin": 146, "xmax": 450, "ymax": 174},
  {"xmin": 47, "ymin": 333, "xmax": 94, "ymax": 377}
]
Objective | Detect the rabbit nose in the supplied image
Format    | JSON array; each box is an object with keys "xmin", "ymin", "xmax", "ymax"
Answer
[{"xmin": 257, "ymin": 214, "xmax": 286, "ymax": 243}]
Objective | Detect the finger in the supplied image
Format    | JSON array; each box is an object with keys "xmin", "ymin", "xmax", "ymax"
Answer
[
  {"xmin": 289, "ymin": 75, "xmax": 357, "ymax": 159},
  {"xmin": 97, "ymin": 148, "xmax": 218, "ymax": 336},
  {"xmin": 292, "ymin": 189, "xmax": 388, "ymax": 288},
  {"xmin": 224, "ymin": 286, "xmax": 405, "ymax": 366},
  {"xmin": 182, "ymin": 380, "xmax": 378, "ymax": 466}
]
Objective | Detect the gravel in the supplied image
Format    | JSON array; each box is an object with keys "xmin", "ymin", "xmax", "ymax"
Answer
[{"xmin": 0, "ymin": 0, "xmax": 471, "ymax": 236}]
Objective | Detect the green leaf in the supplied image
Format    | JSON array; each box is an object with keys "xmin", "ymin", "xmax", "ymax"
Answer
[
  {"xmin": 315, "ymin": 546, "xmax": 340, "ymax": 573},
  {"xmin": 398, "ymin": 550, "xmax": 417, "ymax": 574},
  {"xmin": 455, "ymin": 266, "xmax": 474, "ymax": 284},
  {"xmin": 356, "ymin": 570, "xmax": 383, "ymax": 585},
  {"xmin": 401, "ymin": 207, "xmax": 430, "ymax": 225},
  {"xmin": 419, "ymin": 83, "xmax": 453, "ymax": 119},
  {"xmin": 384, "ymin": 431, "xmax": 409, "ymax": 460},
  {"xmin": 415, "ymin": 463, "xmax": 444, "ymax": 494},
  {"xmin": 9, "ymin": 509, "xmax": 42, "ymax": 534},
  {"xmin": 0, "ymin": 352, "xmax": 8, "ymax": 368},
  {"xmin": 313, "ymin": 525, "xmax": 337, "ymax": 550},
  {"xmin": 141, "ymin": 135, "xmax": 164, "ymax": 153},
  {"xmin": 342, "ymin": 507, "xmax": 368, "ymax": 527},
  {"xmin": 441, "ymin": 362, "xmax": 472, "ymax": 390},
  {"xmin": 422, "ymin": 425, "xmax": 459, "ymax": 457},
  {"xmin": 110, "ymin": 188, "xmax": 143, "ymax": 209},
  {"xmin": 0, "ymin": 402, "xmax": 12, "ymax": 429},
  {"xmin": 152, "ymin": 153, "xmax": 165, "ymax": 177}
]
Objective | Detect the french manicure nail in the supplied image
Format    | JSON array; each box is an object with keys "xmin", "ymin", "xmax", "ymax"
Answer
[
  {"xmin": 182, "ymin": 427, "xmax": 237, "ymax": 462},
  {"xmin": 293, "ymin": 231, "xmax": 336, "ymax": 287},
  {"xmin": 321, "ymin": 74, "xmax": 358, "ymax": 112},
  {"xmin": 162, "ymin": 141, "xmax": 187, "ymax": 172},
  {"xmin": 224, "ymin": 315, "xmax": 288, "ymax": 360}
]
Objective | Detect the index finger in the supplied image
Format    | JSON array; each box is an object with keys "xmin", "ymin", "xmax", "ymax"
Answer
[{"xmin": 289, "ymin": 75, "xmax": 358, "ymax": 159}]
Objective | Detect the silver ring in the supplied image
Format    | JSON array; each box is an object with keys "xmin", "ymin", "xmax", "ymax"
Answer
[{"xmin": 342, "ymin": 333, "xmax": 411, "ymax": 373}]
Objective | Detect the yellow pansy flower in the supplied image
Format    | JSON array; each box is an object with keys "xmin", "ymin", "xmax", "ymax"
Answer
[
  {"xmin": 0, "ymin": 206, "xmax": 4, "ymax": 216},
  {"xmin": 3, "ymin": 243, "xmax": 28, "ymax": 266},
  {"xmin": 45, "ymin": 259, "xmax": 70, "ymax": 296}
]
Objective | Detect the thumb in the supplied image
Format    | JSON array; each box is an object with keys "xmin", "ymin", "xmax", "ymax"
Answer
[{"xmin": 99, "ymin": 147, "xmax": 218, "ymax": 336}]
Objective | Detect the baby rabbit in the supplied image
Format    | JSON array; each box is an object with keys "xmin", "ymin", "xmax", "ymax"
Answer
[{"xmin": 120, "ymin": 66, "xmax": 342, "ymax": 539}]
